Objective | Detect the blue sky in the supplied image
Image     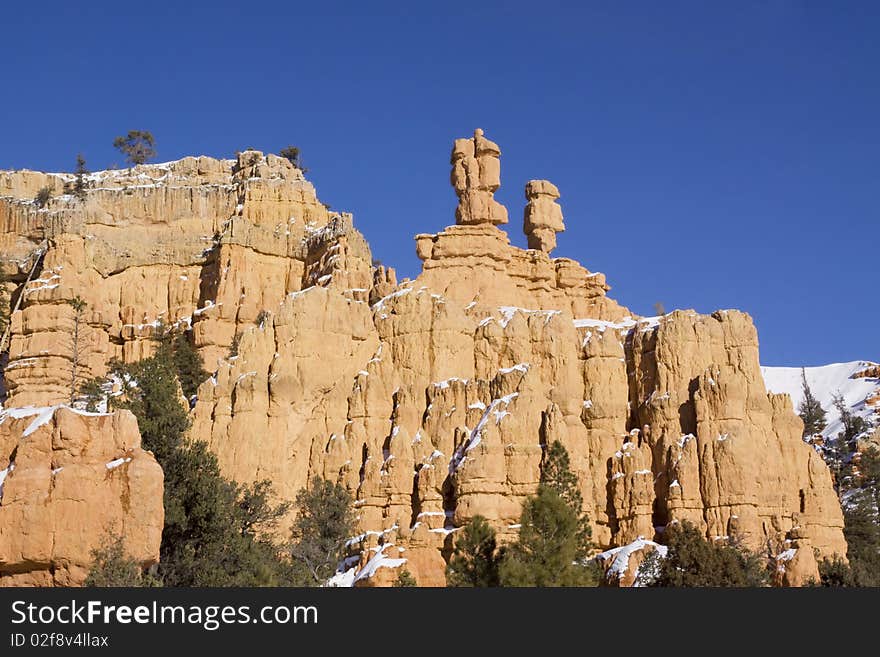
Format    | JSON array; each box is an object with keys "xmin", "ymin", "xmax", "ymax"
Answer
[{"xmin": 1, "ymin": 1, "xmax": 877, "ymax": 366}]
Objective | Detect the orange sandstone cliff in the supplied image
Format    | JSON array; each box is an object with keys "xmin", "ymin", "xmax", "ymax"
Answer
[{"xmin": 0, "ymin": 132, "xmax": 845, "ymax": 586}]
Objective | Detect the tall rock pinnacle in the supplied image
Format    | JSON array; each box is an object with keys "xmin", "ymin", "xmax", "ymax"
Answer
[
  {"xmin": 523, "ymin": 179, "xmax": 565, "ymax": 254},
  {"xmin": 450, "ymin": 128, "xmax": 508, "ymax": 226}
]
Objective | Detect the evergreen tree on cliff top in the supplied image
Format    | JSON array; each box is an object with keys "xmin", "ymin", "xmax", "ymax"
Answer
[
  {"xmin": 798, "ymin": 368, "xmax": 827, "ymax": 438},
  {"xmin": 113, "ymin": 130, "xmax": 156, "ymax": 167}
]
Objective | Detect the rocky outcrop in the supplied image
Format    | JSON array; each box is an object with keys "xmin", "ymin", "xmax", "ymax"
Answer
[
  {"xmin": 0, "ymin": 406, "xmax": 163, "ymax": 586},
  {"xmin": 523, "ymin": 180, "xmax": 564, "ymax": 254},
  {"xmin": 1, "ymin": 151, "xmax": 364, "ymax": 407},
  {"xmin": 450, "ymin": 128, "xmax": 507, "ymax": 226},
  {"xmin": 0, "ymin": 131, "xmax": 847, "ymax": 587}
]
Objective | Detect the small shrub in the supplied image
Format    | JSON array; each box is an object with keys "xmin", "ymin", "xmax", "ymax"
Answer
[
  {"xmin": 393, "ymin": 570, "xmax": 418, "ymax": 587},
  {"xmin": 35, "ymin": 186, "xmax": 52, "ymax": 208}
]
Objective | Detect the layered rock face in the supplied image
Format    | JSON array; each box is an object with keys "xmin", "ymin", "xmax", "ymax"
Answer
[
  {"xmin": 1, "ymin": 151, "xmax": 358, "ymax": 405},
  {"xmin": 0, "ymin": 407, "xmax": 162, "ymax": 586},
  {"xmin": 0, "ymin": 131, "xmax": 846, "ymax": 586}
]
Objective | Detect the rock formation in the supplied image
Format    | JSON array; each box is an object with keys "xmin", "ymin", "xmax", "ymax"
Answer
[
  {"xmin": 450, "ymin": 128, "xmax": 507, "ymax": 226},
  {"xmin": 0, "ymin": 131, "xmax": 847, "ymax": 586},
  {"xmin": 523, "ymin": 180, "xmax": 565, "ymax": 253},
  {"xmin": 0, "ymin": 406, "xmax": 162, "ymax": 585}
]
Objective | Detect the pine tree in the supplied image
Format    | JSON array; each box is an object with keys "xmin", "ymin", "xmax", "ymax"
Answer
[
  {"xmin": 67, "ymin": 296, "xmax": 88, "ymax": 404},
  {"xmin": 644, "ymin": 521, "xmax": 768, "ymax": 587},
  {"xmin": 34, "ymin": 186, "xmax": 52, "ymax": 208},
  {"xmin": 393, "ymin": 570, "xmax": 418, "ymax": 587},
  {"xmin": 499, "ymin": 486, "xmax": 599, "ymax": 587},
  {"xmin": 84, "ymin": 532, "xmax": 155, "ymax": 587},
  {"xmin": 110, "ymin": 340, "xmax": 293, "ymax": 586},
  {"xmin": 828, "ymin": 393, "xmax": 871, "ymax": 490},
  {"xmin": 0, "ymin": 269, "xmax": 9, "ymax": 343},
  {"xmin": 832, "ymin": 392, "xmax": 870, "ymax": 445},
  {"xmin": 289, "ymin": 477, "xmax": 357, "ymax": 586},
  {"xmin": 798, "ymin": 368, "xmax": 827, "ymax": 438},
  {"xmin": 169, "ymin": 331, "xmax": 208, "ymax": 400},
  {"xmin": 279, "ymin": 145, "xmax": 307, "ymax": 172},
  {"xmin": 113, "ymin": 130, "xmax": 156, "ymax": 167},
  {"xmin": 73, "ymin": 154, "xmax": 89, "ymax": 201},
  {"xmin": 445, "ymin": 515, "xmax": 501, "ymax": 587},
  {"xmin": 540, "ymin": 440, "xmax": 593, "ymax": 559},
  {"xmin": 817, "ymin": 556, "xmax": 856, "ymax": 587},
  {"xmin": 841, "ymin": 447, "xmax": 879, "ymax": 586},
  {"xmin": 78, "ymin": 377, "xmax": 105, "ymax": 412}
]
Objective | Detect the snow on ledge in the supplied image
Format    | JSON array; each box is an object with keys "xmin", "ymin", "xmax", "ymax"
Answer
[
  {"xmin": 0, "ymin": 405, "xmax": 113, "ymax": 437},
  {"xmin": 0, "ymin": 463, "xmax": 15, "ymax": 498},
  {"xmin": 573, "ymin": 315, "xmax": 661, "ymax": 333},
  {"xmin": 596, "ymin": 537, "xmax": 668, "ymax": 581},
  {"xmin": 327, "ymin": 544, "xmax": 408, "ymax": 587}
]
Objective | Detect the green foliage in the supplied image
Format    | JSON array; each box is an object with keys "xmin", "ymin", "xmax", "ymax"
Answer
[
  {"xmin": 111, "ymin": 338, "xmax": 292, "ymax": 586},
  {"xmin": 158, "ymin": 441, "xmax": 293, "ymax": 586},
  {"xmin": 78, "ymin": 377, "xmax": 105, "ymax": 412},
  {"xmin": 393, "ymin": 570, "xmax": 418, "ymax": 587},
  {"xmin": 110, "ymin": 344, "xmax": 188, "ymax": 462},
  {"xmin": 499, "ymin": 486, "xmax": 599, "ymax": 587},
  {"xmin": 288, "ymin": 477, "xmax": 357, "ymax": 586},
  {"xmin": 255, "ymin": 309, "xmax": 271, "ymax": 327},
  {"xmin": 279, "ymin": 145, "xmax": 299, "ymax": 164},
  {"xmin": 820, "ymin": 447, "xmax": 880, "ymax": 587},
  {"xmin": 833, "ymin": 392, "xmax": 870, "ymax": 445},
  {"xmin": 816, "ymin": 556, "xmax": 857, "ymax": 587},
  {"xmin": 446, "ymin": 515, "xmax": 501, "ymax": 587},
  {"xmin": 228, "ymin": 332, "xmax": 241, "ymax": 359},
  {"xmin": 827, "ymin": 393, "xmax": 872, "ymax": 490},
  {"xmin": 0, "ymin": 269, "xmax": 9, "ymax": 341},
  {"xmin": 798, "ymin": 368, "xmax": 827, "ymax": 438},
  {"xmin": 68, "ymin": 296, "xmax": 87, "ymax": 313},
  {"xmin": 67, "ymin": 296, "xmax": 88, "ymax": 404},
  {"xmin": 73, "ymin": 154, "xmax": 89, "ymax": 201},
  {"xmin": 540, "ymin": 440, "xmax": 592, "ymax": 559},
  {"xmin": 166, "ymin": 330, "xmax": 209, "ymax": 400},
  {"xmin": 35, "ymin": 186, "xmax": 52, "ymax": 208},
  {"xmin": 85, "ymin": 532, "xmax": 157, "ymax": 587},
  {"xmin": 238, "ymin": 479, "xmax": 291, "ymax": 538},
  {"xmin": 113, "ymin": 130, "xmax": 156, "ymax": 166},
  {"xmin": 643, "ymin": 521, "xmax": 769, "ymax": 587},
  {"xmin": 278, "ymin": 145, "xmax": 308, "ymax": 172}
]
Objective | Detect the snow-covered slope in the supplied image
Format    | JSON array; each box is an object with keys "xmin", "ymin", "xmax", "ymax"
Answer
[{"xmin": 761, "ymin": 361, "xmax": 880, "ymax": 439}]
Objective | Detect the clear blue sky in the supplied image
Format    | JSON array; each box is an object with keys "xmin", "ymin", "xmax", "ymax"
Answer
[{"xmin": 2, "ymin": 1, "xmax": 877, "ymax": 366}]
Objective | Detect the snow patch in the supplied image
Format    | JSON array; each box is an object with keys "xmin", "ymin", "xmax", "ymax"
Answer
[
  {"xmin": 597, "ymin": 538, "xmax": 668, "ymax": 581},
  {"xmin": 0, "ymin": 463, "xmax": 14, "ymax": 498},
  {"xmin": 351, "ymin": 543, "xmax": 407, "ymax": 583},
  {"xmin": 0, "ymin": 405, "xmax": 112, "ymax": 437},
  {"xmin": 761, "ymin": 361, "xmax": 880, "ymax": 439}
]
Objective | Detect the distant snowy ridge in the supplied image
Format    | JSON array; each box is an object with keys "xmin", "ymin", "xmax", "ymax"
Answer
[{"xmin": 761, "ymin": 361, "xmax": 879, "ymax": 439}]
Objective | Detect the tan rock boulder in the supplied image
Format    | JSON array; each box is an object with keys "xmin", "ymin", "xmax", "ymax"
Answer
[{"xmin": 0, "ymin": 407, "xmax": 163, "ymax": 586}]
